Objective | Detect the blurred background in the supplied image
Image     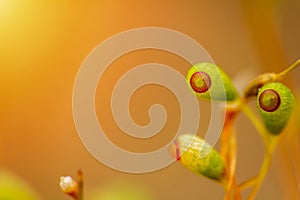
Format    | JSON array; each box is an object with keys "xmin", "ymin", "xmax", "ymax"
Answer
[{"xmin": 0, "ymin": 0, "xmax": 300, "ymax": 199}]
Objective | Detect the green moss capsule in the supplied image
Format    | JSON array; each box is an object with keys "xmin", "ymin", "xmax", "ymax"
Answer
[
  {"xmin": 170, "ymin": 134, "xmax": 225, "ymax": 181},
  {"xmin": 186, "ymin": 62, "xmax": 239, "ymax": 101},
  {"xmin": 257, "ymin": 82, "xmax": 295, "ymax": 135}
]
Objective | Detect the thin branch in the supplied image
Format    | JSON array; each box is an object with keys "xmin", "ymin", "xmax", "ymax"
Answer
[{"xmin": 276, "ymin": 59, "xmax": 300, "ymax": 80}]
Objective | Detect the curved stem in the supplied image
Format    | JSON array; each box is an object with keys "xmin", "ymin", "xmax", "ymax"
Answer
[
  {"xmin": 238, "ymin": 176, "xmax": 258, "ymax": 191},
  {"xmin": 242, "ymin": 105, "xmax": 270, "ymax": 147},
  {"xmin": 221, "ymin": 102, "xmax": 242, "ymax": 200},
  {"xmin": 77, "ymin": 170, "xmax": 84, "ymax": 200},
  {"xmin": 247, "ymin": 137, "xmax": 277, "ymax": 200},
  {"xmin": 243, "ymin": 60, "xmax": 300, "ymax": 99},
  {"xmin": 276, "ymin": 59, "xmax": 300, "ymax": 80},
  {"xmin": 228, "ymin": 131, "xmax": 241, "ymax": 200},
  {"xmin": 246, "ymin": 149, "xmax": 272, "ymax": 200},
  {"xmin": 240, "ymin": 105, "xmax": 279, "ymax": 198}
]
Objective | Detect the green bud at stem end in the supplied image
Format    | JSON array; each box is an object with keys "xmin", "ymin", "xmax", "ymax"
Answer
[
  {"xmin": 170, "ymin": 134, "xmax": 225, "ymax": 181},
  {"xmin": 257, "ymin": 82, "xmax": 295, "ymax": 135},
  {"xmin": 186, "ymin": 63, "xmax": 239, "ymax": 102}
]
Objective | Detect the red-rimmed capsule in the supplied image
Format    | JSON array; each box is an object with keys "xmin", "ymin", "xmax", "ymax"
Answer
[
  {"xmin": 186, "ymin": 63, "xmax": 239, "ymax": 101},
  {"xmin": 256, "ymin": 82, "xmax": 295, "ymax": 135},
  {"xmin": 190, "ymin": 72, "xmax": 211, "ymax": 93},
  {"xmin": 258, "ymin": 89, "xmax": 281, "ymax": 112}
]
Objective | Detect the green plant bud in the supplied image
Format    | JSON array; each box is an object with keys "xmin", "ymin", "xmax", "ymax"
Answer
[
  {"xmin": 170, "ymin": 134, "xmax": 225, "ymax": 181},
  {"xmin": 257, "ymin": 82, "xmax": 295, "ymax": 135},
  {"xmin": 186, "ymin": 62, "xmax": 239, "ymax": 101}
]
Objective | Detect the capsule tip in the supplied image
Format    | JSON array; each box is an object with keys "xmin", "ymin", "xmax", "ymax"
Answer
[{"xmin": 169, "ymin": 140, "xmax": 181, "ymax": 160}]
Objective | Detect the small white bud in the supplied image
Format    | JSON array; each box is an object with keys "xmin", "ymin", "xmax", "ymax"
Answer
[{"xmin": 59, "ymin": 176, "xmax": 78, "ymax": 194}]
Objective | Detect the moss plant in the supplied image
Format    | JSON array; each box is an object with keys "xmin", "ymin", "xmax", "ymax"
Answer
[
  {"xmin": 59, "ymin": 60, "xmax": 299, "ymax": 200},
  {"xmin": 172, "ymin": 59, "xmax": 300, "ymax": 200}
]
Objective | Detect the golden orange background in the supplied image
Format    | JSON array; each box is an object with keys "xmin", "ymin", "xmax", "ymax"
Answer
[{"xmin": 1, "ymin": 0, "xmax": 300, "ymax": 199}]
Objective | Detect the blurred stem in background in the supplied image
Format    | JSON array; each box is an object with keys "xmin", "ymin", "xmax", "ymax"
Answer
[{"xmin": 241, "ymin": 0, "xmax": 299, "ymax": 199}]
